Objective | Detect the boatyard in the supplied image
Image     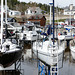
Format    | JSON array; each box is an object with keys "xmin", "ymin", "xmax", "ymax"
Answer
[{"xmin": 0, "ymin": 0, "xmax": 75, "ymax": 75}]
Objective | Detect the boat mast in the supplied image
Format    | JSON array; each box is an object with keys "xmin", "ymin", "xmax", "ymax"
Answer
[
  {"xmin": 1, "ymin": 0, "xmax": 4, "ymax": 48},
  {"xmin": 49, "ymin": 1, "xmax": 53, "ymax": 25},
  {"xmin": 5, "ymin": 0, "xmax": 7, "ymax": 24},
  {"xmin": 53, "ymin": 0, "xmax": 55, "ymax": 45},
  {"xmin": 5, "ymin": 0, "xmax": 8, "ymax": 39}
]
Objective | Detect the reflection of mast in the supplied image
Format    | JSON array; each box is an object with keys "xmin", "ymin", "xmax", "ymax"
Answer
[{"xmin": 1, "ymin": 0, "xmax": 3, "ymax": 48}]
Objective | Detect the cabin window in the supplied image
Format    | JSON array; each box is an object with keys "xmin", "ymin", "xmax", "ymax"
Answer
[
  {"xmin": 31, "ymin": 11, "xmax": 32, "ymax": 13},
  {"xmin": 35, "ymin": 11, "xmax": 37, "ymax": 13},
  {"xmin": 26, "ymin": 10, "xmax": 28, "ymax": 13},
  {"xmin": 11, "ymin": 12, "xmax": 13, "ymax": 15},
  {"xmin": 67, "ymin": 12, "xmax": 69, "ymax": 14}
]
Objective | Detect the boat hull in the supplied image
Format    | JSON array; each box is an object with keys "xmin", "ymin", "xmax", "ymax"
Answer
[
  {"xmin": 25, "ymin": 35, "xmax": 37, "ymax": 41},
  {"xmin": 33, "ymin": 50, "xmax": 63, "ymax": 66},
  {"xmin": 70, "ymin": 40, "xmax": 75, "ymax": 60},
  {"xmin": 71, "ymin": 48, "xmax": 75, "ymax": 60},
  {"xmin": 0, "ymin": 50, "xmax": 22, "ymax": 68}
]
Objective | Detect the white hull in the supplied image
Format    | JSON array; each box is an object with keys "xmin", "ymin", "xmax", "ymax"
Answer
[
  {"xmin": 70, "ymin": 40, "xmax": 75, "ymax": 59},
  {"xmin": 33, "ymin": 50, "xmax": 63, "ymax": 65},
  {"xmin": 33, "ymin": 40, "xmax": 66, "ymax": 65},
  {"xmin": 71, "ymin": 50, "xmax": 75, "ymax": 60},
  {"xmin": 18, "ymin": 31, "xmax": 38, "ymax": 41}
]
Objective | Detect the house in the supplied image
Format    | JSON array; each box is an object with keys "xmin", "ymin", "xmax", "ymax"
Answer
[
  {"xmin": 65, "ymin": 14, "xmax": 75, "ymax": 26},
  {"xmin": 25, "ymin": 7, "xmax": 42, "ymax": 15},
  {"xmin": 28, "ymin": 15, "xmax": 46, "ymax": 27},
  {"xmin": 64, "ymin": 4, "xmax": 75, "ymax": 15},
  {"xmin": 9, "ymin": 10, "xmax": 21, "ymax": 17}
]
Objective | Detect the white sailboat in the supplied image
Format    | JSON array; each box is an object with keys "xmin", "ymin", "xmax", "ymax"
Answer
[
  {"xmin": 0, "ymin": 0, "xmax": 22, "ymax": 68},
  {"xmin": 33, "ymin": 36, "xmax": 66, "ymax": 65},
  {"xmin": 32, "ymin": 1, "xmax": 66, "ymax": 66}
]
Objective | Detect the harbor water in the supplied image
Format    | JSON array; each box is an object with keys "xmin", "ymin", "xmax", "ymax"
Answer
[{"xmin": 0, "ymin": 41, "xmax": 75, "ymax": 75}]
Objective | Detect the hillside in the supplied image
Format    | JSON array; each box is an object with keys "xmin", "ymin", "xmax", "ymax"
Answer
[{"xmin": 0, "ymin": 0, "xmax": 63, "ymax": 14}]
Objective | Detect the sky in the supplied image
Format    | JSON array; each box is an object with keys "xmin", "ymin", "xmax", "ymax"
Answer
[{"xmin": 19, "ymin": 0, "xmax": 75, "ymax": 7}]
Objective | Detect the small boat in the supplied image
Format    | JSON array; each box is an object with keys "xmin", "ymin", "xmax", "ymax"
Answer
[{"xmin": 70, "ymin": 37, "xmax": 75, "ymax": 60}]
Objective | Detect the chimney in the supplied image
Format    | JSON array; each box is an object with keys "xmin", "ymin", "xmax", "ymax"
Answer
[{"xmin": 69, "ymin": 4, "xmax": 73, "ymax": 10}]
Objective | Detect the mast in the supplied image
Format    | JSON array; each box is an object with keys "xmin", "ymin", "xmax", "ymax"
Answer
[
  {"xmin": 5, "ymin": 0, "xmax": 8, "ymax": 38},
  {"xmin": 49, "ymin": 1, "xmax": 53, "ymax": 25},
  {"xmin": 5, "ymin": 0, "xmax": 7, "ymax": 24},
  {"xmin": 53, "ymin": 0, "xmax": 55, "ymax": 45},
  {"xmin": 1, "ymin": 0, "xmax": 4, "ymax": 48}
]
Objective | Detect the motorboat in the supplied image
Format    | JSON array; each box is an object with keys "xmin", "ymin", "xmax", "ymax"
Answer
[{"xmin": 19, "ymin": 22, "xmax": 38, "ymax": 41}]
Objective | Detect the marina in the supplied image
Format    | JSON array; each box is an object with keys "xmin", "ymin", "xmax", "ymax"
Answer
[
  {"xmin": 0, "ymin": 43, "xmax": 75, "ymax": 75},
  {"xmin": 0, "ymin": 0, "xmax": 75, "ymax": 75}
]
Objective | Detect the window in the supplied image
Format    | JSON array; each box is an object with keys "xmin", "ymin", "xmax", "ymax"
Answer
[
  {"xmin": 30, "ymin": 11, "xmax": 32, "ymax": 13},
  {"xmin": 26, "ymin": 10, "xmax": 28, "ymax": 13},
  {"xmin": 11, "ymin": 12, "xmax": 13, "ymax": 15},
  {"xmin": 35, "ymin": 11, "xmax": 37, "ymax": 13},
  {"xmin": 67, "ymin": 12, "xmax": 69, "ymax": 14}
]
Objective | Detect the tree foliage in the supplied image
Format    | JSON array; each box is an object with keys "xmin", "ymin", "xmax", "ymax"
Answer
[{"xmin": 0, "ymin": 0, "xmax": 63, "ymax": 13}]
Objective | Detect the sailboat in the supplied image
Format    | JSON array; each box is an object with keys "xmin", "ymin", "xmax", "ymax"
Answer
[
  {"xmin": 0, "ymin": 0, "xmax": 22, "ymax": 68},
  {"xmin": 32, "ymin": 1, "xmax": 66, "ymax": 66}
]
